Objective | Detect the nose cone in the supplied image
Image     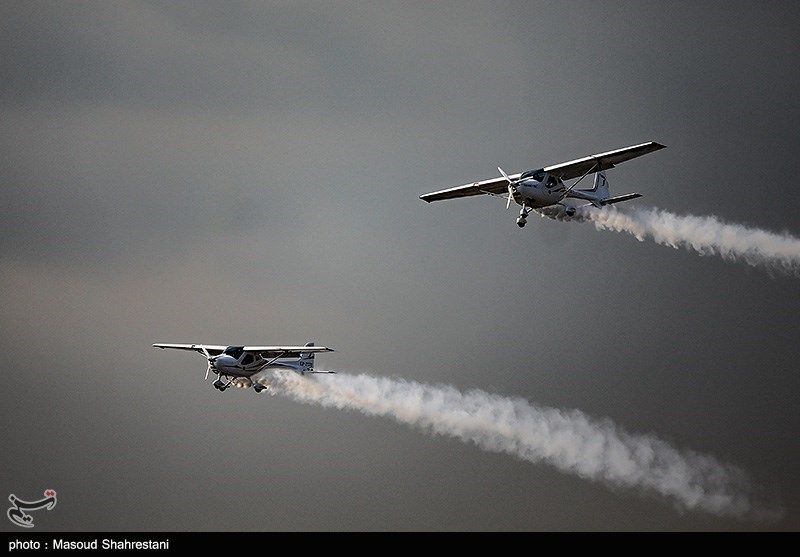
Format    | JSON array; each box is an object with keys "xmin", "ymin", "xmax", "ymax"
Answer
[{"xmin": 215, "ymin": 355, "xmax": 236, "ymax": 369}]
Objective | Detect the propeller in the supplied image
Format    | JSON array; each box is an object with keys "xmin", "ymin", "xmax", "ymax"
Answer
[
  {"xmin": 197, "ymin": 345, "xmax": 213, "ymax": 380},
  {"xmin": 498, "ymin": 167, "xmax": 517, "ymax": 209}
]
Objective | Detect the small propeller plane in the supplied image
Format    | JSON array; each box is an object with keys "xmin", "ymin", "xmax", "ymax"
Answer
[
  {"xmin": 153, "ymin": 342, "xmax": 334, "ymax": 392},
  {"xmin": 420, "ymin": 141, "xmax": 665, "ymax": 227}
]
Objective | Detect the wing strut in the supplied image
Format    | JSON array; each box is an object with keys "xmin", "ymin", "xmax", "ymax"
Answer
[
  {"xmin": 261, "ymin": 351, "xmax": 289, "ymax": 368},
  {"xmin": 561, "ymin": 162, "xmax": 598, "ymax": 199}
]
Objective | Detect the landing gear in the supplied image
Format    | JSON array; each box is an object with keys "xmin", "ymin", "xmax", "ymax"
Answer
[
  {"xmin": 254, "ymin": 384, "xmax": 266, "ymax": 393},
  {"xmin": 517, "ymin": 205, "xmax": 531, "ymax": 228},
  {"xmin": 213, "ymin": 378, "xmax": 232, "ymax": 392}
]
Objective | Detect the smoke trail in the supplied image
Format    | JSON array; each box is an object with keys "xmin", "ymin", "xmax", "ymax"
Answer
[
  {"xmin": 558, "ymin": 206, "xmax": 800, "ymax": 275},
  {"xmin": 259, "ymin": 370, "xmax": 777, "ymax": 519}
]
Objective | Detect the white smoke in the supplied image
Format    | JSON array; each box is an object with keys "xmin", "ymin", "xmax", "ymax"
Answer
[
  {"xmin": 260, "ymin": 370, "xmax": 778, "ymax": 519},
  {"xmin": 558, "ymin": 206, "xmax": 800, "ymax": 275}
]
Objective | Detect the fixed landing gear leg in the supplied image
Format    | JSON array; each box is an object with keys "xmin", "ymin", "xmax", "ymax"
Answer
[
  {"xmin": 213, "ymin": 377, "xmax": 232, "ymax": 391},
  {"xmin": 516, "ymin": 205, "xmax": 530, "ymax": 228}
]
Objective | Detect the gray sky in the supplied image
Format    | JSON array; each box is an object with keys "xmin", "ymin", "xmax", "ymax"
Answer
[{"xmin": 2, "ymin": 0, "xmax": 799, "ymax": 531}]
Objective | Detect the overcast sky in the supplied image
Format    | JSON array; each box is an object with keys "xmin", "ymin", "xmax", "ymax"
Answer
[{"xmin": 2, "ymin": 1, "xmax": 799, "ymax": 531}]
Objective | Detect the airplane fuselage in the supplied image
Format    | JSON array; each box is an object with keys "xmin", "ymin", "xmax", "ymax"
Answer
[
  {"xmin": 210, "ymin": 354, "xmax": 310, "ymax": 378},
  {"xmin": 513, "ymin": 176, "xmax": 567, "ymax": 208},
  {"xmin": 512, "ymin": 171, "xmax": 605, "ymax": 210}
]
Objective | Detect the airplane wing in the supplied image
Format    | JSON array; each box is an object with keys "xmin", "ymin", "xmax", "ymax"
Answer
[
  {"xmin": 419, "ymin": 173, "xmax": 521, "ymax": 203},
  {"xmin": 419, "ymin": 142, "xmax": 664, "ymax": 203},
  {"xmin": 543, "ymin": 141, "xmax": 665, "ymax": 180},
  {"xmin": 153, "ymin": 343, "xmax": 227, "ymax": 355},
  {"xmin": 243, "ymin": 346, "xmax": 334, "ymax": 358},
  {"xmin": 153, "ymin": 344, "xmax": 334, "ymax": 358}
]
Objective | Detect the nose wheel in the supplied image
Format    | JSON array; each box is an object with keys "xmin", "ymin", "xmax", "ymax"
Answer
[
  {"xmin": 516, "ymin": 205, "xmax": 530, "ymax": 228},
  {"xmin": 213, "ymin": 378, "xmax": 231, "ymax": 392}
]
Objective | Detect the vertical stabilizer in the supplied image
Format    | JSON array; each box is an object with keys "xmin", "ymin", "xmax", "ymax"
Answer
[
  {"xmin": 591, "ymin": 171, "xmax": 610, "ymax": 199},
  {"xmin": 300, "ymin": 342, "xmax": 315, "ymax": 372}
]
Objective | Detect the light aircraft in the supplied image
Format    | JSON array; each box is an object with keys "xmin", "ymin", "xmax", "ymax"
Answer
[
  {"xmin": 420, "ymin": 141, "xmax": 665, "ymax": 227},
  {"xmin": 153, "ymin": 342, "xmax": 334, "ymax": 392}
]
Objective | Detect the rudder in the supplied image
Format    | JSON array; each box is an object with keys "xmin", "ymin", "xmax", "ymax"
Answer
[
  {"xmin": 300, "ymin": 342, "xmax": 315, "ymax": 372},
  {"xmin": 591, "ymin": 171, "xmax": 609, "ymax": 199}
]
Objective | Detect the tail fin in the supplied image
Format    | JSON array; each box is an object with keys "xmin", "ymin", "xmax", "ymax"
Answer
[
  {"xmin": 299, "ymin": 341, "xmax": 335, "ymax": 374},
  {"xmin": 299, "ymin": 342, "xmax": 315, "ymax": 371},
  {"xmin": 589, "ymin": 171, "xmax": 610, "ymax": 199}
]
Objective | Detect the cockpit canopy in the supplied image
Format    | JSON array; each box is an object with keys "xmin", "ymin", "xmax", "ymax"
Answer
[
  {"xmin": 520, "ymin": 169, "xmax": 559, "ymax": 188},
  {"xmin": 223, "ymin": 346, "xmax": 244, "ymax": 359},
  {"xmin": 520, "ymin": 169, "xmax": 546, "ymax": 182}
]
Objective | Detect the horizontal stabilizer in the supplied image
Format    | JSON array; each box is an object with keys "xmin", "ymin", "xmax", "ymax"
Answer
[{"xmin": 600, "ymin": 193, "xmax": 642, "ymax": 206}]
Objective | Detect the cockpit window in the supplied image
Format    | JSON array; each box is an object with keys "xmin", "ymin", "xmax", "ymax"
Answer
[
  {"xmin": 224, "ymin": 346, "xmax": 244, "ymax": 359},
  {"xmin": 241, "ymin": 353, "xmax": 254, "ymax": 366},
  {"xmin": 546, "ymin": 176, "xmax": 558, "ymax": 187},
  {"xmin": 521, "ymin": 169, "xmax": 546, "ymax": 182}
]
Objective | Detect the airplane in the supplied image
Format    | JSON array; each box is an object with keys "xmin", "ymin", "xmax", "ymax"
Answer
[
  {"xmin": 420, "ymin": 141, "xmax": 665, "ymax": 227},
  {"xmin": 152, "ymin": 342, "xmax": 334, "ymax": 392}
]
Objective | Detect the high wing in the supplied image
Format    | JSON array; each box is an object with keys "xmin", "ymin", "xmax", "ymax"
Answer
[
  {"xmin": 242, "ymin": 346, "xmax": 334, "ymax": 358},
  {"xmin": 153, "ymin": 343, "xmax": 227, "ymax": 355},
  {"xmin": 420, "ymin": 173, "xmax": 520, "ymax": 203},
  {"xmin": 152, "ymin": 344, "xmax": 334, "ymax": 358},
  {"xmin": 419, "ymin": 141, "xmax": 664, "ymax": 203},
  {"xmin": 543, "ymin": 141, "xmax": 665, "ymax": 180}
]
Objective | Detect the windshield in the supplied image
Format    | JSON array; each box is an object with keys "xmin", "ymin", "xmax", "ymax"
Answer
[
  {"xmin": 224, "ymin": 346, "xmax": 244, "ymax": 359},
  {"xmin": 520, "ymin": 169, "xmax": 545, "ymax": 182}
]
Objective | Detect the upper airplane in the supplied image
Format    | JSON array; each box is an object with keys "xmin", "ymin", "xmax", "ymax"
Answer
[
  {"xmin": 420, "ymin": 142, "xmax": 665, "ymax": 227},
  {"xmin": 153, "ymin": 342, "xmax": 334, "ymax": 392}
]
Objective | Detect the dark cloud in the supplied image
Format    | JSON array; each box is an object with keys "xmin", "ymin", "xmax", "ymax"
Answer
[{"xmin": 1, "ymin": 1, "xmax": 799, "ymax": 530}]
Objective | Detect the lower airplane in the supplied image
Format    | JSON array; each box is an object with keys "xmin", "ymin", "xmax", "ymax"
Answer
[
  {"xmin": 153, "ymin": 342, "xmax": 334, "ymax": 392},
  {"xmin": 420, "ymin": 141, "xmax": 665, "ymax": 227}
]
